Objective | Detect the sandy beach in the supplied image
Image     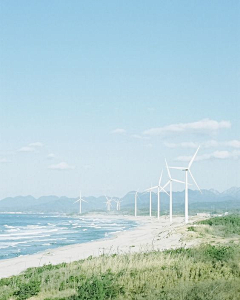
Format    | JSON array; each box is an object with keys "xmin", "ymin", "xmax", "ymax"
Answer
[{"xmin": 0, "ymin": 215, "xmax": 204, "ymax": 279}]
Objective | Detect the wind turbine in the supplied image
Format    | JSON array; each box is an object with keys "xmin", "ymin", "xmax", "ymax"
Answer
[
  {"xmin": 74, "ymin": 191, "xmax": 87, "ymax": 214},
  {"xmin": 134, "ymin": 191, "xmax": 139, "ymax": 217},
  {"xmin": 164, "ymin": 159, "xmax": 185, "ymax": 223},
  {"xmin": 126, "ymin": 191, "xmax": 141, "ymax": 217},
  {"xmin": 105, "ymin": 196, "xmax": 112, "ymax": 211},
  {"xmin": 147, "ymin": 184, "xmax": 153, "ymax": 217},
  {"xmin": 145, "ymin": 170, "xmax": 169, "ymax": 219},
  {"xmin": 144, "ymin": 183, "xmax": 155, "ymax": 217},
  {"xmin": 115, "ymin": 198, "xmax": 123, "ymax": 211},
  {"xmin": 169, "ymin": 146, "xmax": 202, "ymax": 224}
]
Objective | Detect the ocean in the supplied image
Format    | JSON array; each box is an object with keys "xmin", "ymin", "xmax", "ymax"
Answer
[{"xmin": 0, "ymin": 213, "xmax": 137, "ymax": 260}]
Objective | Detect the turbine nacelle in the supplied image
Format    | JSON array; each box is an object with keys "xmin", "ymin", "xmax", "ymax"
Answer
[
  {"xmin": 168, "ymin": 146, "xmax": 202, "ymax": 194},
  {"xmin": 74, "ymin": 198, "xmax": 87, "ymax": 204},
  {"xmin": 73, "ymin": 191, "xmax": 87, "ymax": 214},
  {"xmin": 105, "ymin": 196, "xmax": 113, "ymax": 211},
  {"xmin": 145, "ymin": 169, "xmax": 170, "ymax": 196}
]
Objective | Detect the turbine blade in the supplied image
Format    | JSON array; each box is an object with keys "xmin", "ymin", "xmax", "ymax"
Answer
[
  {"xmin": 172, "ymin": 179, "xmax": 185, "ymax": 184},
  {"xmin": 162, "ymin": 180, "xmax": 170, "ymax": 189},
  {"xmin": 188, "ymin": 146, "xmax": 200, "ymax": 169},
  {"xmin": 188, "ymin": 169, "xmax": 202, "ymax": 193},
  {"xmin": 73, "ymin": 199, "xmax": 80, "ymax": 204},
  {"xmin": 145, "ymin": 186, "xmax": 158, "ymax": 191},
  {"xmin": 159, "ymin": 169, "xmax": 163, "ymax": 186},
  {"xmin": 169, "ymin": 167, "xmax": 185, "ymax": 170},
  {"xmin": 159, "ymin": 186, "xmax": 170, "ymax": 196},
  {"xmin": 165, "ymin": 159, "xmax": 171, "ymax": 179},
  {"xmin": 82, "ymin": 199, "xmax": 87, "ymax": 203}
]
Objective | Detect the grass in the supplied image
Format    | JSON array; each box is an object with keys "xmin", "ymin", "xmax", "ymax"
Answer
[
  {"xmin": 0, "ymin": 215, "xmax": 240, "ymax": 300},
  {"xmin": 197, "ymin": 214, "xmax": 240, "ymax": 236}
]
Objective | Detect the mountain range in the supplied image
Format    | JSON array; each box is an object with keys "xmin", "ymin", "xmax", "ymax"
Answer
[{"xmin": 0, "ymin": 187, "xmax": 240, "ymax": 215}]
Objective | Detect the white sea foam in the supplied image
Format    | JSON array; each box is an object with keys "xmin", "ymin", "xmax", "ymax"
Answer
[
  {"xmin": 6, "ymin": 228, "xmax": 20, "ymax": 232},
  {"xmin": 4, "ymin": 225, "xmax": 15, "ymax": 228},
  {"xmin": 0, "ymin": 229, "xmax": 59, "ymax": 239},
  {"xmin": 0, "ymin": 245, "xmax": 10, "ymax": 249},
  {"xmin": 0, "ymin": 234, "xmax": 51, "ymax": 241}
]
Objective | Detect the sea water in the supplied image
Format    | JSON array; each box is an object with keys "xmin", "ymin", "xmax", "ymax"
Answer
[{"xmin": 0, "ymin": 214, "xmax": 137, "ymax": 260}]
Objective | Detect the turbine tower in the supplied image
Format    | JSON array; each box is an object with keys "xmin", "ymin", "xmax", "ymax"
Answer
[
  {"xmin": 148, "ymin": 184, "xmax": 152, "ymax": 217},
  {"xmin": 74, "ymin": 191, "xmax": 87, "ymax": 214},
  {"xmin": 134, "ymin": 191, "xmax": 138, "ymax": 217},
  {"xmin": 169, "ymin": 146, "xmax": 202, "ymax": 224},
  {"xmin": 144, "ymin": 184, "xmax": 154, "ymax": 217},
  {"xmin": 164, "ymin": 159, "xmax": 185, "ymax": 223},
  {"xmin": 145, "ymin": 170, "xmax": 169, "ymax": 219}
]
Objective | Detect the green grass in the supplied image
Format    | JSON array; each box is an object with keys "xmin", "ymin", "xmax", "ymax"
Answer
[
  {"xmin": 197, "ymin": 214, "xmax": 240, "ymax": 236},
  {"xmin": 0, "ymin": 243, "xmax": 239, "ymax": 300},
  {"xmin": 0, "ymin": 215, "xmax": 240, "ymax": 300}
]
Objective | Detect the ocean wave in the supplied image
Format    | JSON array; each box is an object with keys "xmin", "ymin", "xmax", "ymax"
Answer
[
  {"xmin": 6, "ymin": 228, "xmax": 21, "ymax": 232},
  {"xmin": 0, "ymin": 214, "xmax": 137, "ymax": 260},
  {"xmin": 3, "ymin": 225, "xmax": 15, "ymax": 228},
  {"xmin": 0, "ymin": 234, "xmax": 51, "ymax": 241},
  {"xmin": 0, "ymin": 229, "xmax": 59, "ymax": 238}
]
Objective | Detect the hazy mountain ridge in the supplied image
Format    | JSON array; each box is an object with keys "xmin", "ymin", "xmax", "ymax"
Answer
[{"xmin": 0, "ymin": 187, "xmax": 240, "ymax": 214}]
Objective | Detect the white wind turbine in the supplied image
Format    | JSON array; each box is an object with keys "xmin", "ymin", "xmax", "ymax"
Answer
[
  {"xmin": 144, "ymin": 183, "xmax": 157, "ymax": 218},
  {"xmin": 145, "ymin": 183, "xmax": 153, "ymax": 217},
  {"xmin": 74, "ymin": 191, "xmax": 87, "ymax": 214},
  {"xmin": 115, "ymin": 198, "xmax": 123, "ymax": 211},
  {"xmin": 164, "ymin": 159, "xmax": 185, "ymax": 223},
  {"xmin": 169, "ymin": 146, "xmax": 202, "ymax": 224},
  {"xmin": 145, "ymin": 170, "xmax": 169, "ymax": 219},
  {"xmin": 134, "ymin": 191, "xmax": 139, "ymax": 217},
  {"xmin": 105, "ymin": 196, "xmax": 112, "ymax": 211},
  {"xmin": 127, "ymin": 191, "xmax": 141, "ymax": 217}
]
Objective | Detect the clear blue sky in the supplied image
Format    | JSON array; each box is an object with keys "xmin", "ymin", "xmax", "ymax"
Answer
[{"xmin": 0, "ymin": 0, "xmax": 239, "ymax": 198}]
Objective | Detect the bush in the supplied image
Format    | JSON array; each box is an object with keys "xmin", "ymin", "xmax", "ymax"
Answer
[
  {"xmin": 198, "ymin": 215, "xmax": 240, "ymax": 236},
  {"xmin": 13, "ymin": 279, "xmax": 41, "ymax": 300},
  {"xmin": 188, "ymin": 226, "xmax": 196, "ymax": 232}
]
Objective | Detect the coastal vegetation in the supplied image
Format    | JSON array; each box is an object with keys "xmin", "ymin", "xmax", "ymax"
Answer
[{"xmin": 0, "ymin": 214, "xmax": 239, "ymax": 300}]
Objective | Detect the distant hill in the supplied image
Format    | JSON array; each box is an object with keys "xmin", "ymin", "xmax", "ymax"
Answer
[{"xmin": 0, "ymin": 187, "xmax": 240, "ymax": 215}]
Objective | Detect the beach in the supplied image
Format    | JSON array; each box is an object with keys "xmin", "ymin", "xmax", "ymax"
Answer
[{"xmin": 0, "ymin": 215, "xmax": 204, "ymax": 279}]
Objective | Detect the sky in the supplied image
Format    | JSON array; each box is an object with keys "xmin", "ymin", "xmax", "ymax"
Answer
[{"xmin": 0, "ymin": 0, "xmax": 239, "ymax": 199}]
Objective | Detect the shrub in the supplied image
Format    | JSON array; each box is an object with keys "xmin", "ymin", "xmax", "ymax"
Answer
[
  {"xmin": 13, "ymin": 279, "xmax": 41, "ymax": 300},
  {"xmin": 188, "ymin": 226, "xmax": 196, "ymax": 232},
  {"xmin": 198, "ymin": 215, "xmax": 240, "ymax": 236}
]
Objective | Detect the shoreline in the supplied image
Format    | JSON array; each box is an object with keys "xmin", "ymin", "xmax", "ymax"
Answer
[{"xmin": 0, "ymin": 214, "xmax": 206, "ymax": 279}]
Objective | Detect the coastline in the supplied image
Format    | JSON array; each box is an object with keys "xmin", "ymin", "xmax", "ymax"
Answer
[{"xmin": 0, "ymin": 214, "xmax": 205, "ymax": 279}]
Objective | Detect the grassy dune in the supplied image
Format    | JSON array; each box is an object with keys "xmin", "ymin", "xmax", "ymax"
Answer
[{"xmin": 0, "ymin": 215, "xmax": 240, "ymax": 300}]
